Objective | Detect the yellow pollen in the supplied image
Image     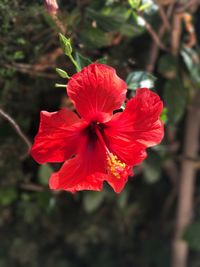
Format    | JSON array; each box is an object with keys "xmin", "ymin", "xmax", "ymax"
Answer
[{"xmin": 106, "ymin": 152, "xmax": 127, "ymax": 179}]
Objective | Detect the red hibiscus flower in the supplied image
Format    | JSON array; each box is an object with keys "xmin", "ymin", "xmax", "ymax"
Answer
[{"xmin": 31, "ymin": 63, "xmax": 164, "ymax": 193}]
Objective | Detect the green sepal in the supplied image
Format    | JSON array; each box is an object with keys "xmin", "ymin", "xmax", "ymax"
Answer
[
  {"xmin": 59, "ymin": 33, "xmax": 72, "ymax": 56},
  {"xmin": 55, "ymin": 83, "xmax": 66, "ymax": 88},
  {"xmin": 56, "ymin": 68, "xmax": 70, "ymax": 79}
]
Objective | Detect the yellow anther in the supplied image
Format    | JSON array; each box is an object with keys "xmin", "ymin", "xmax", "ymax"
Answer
[{"xmin": 106, "ymin": 152, "xmax": 127, "ymax": 179}]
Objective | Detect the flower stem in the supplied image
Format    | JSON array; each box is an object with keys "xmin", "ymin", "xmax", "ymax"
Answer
[
  {"xmin": 69, "ymin": 54, "xmax": 81, "ymax": 72},
  {"xmin": 55, "ymin": 83, "xmax": 66, "ymax": 88}
]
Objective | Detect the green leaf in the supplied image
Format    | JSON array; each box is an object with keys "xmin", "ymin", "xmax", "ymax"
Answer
[
  {"xmin": 80, "ymin": 26, "xmax": 111, "ymax": 48},
  {"xmin": 75, "ymin": 52, "xmax": 92, "ymax": 70},
  {"xmin": 183, "ymin": 222, "xmax": 200, "ymax": 250},
  {"xmin": 160, "ymin": 107, "xmax": 168, "ymax": 124},
  {"xmin": 158, "ymin": 54, "xmax": 177, "ymax": 79},
  {"xmin": 0, "ymin": 187, "xmax": 17, "ymax": 206},
  {"xmin": 181, "ymin": 47, "xmax": 200, "ymax": 86},
  {"xmin": 128, "ymin": 0, "xmax": 141, "ymax": 9},
  {"xmin": 119, "ymin": 23, "xmax": 144, "ymax": 37},
  {"xmin": 96, "ymin": 57, "xmax": 108, "ymax": 64},
  {"xmin": 163, "ymin": 77, "xmax": 187, "ymax": 124},
  {"xmin": 38, "ymin": 163, "xmax": 53, "ymax": 185},
  {"xmin": 138, "ymin": 2, "xmax": 151, "ymax": 11},
  {"xmin": 126, "ymin": 71, "xmax": 156, "ymax": 90},
  {"xmin": 16, "ymin": 37, "xmax": 26, "ymax": 45},
  {"xmin": 83, "ymin": 191, "xmax": 105, "ymax": 213},
  {"xmin": 14, "ymin": 51, "xmax": 24, "ymax": 60},
  {"xmin": 86, "ymin": 8, "xmax": 125, "ymax": 32},
  {"xmin": 56, "ymin": 68, "xmax": 70, "ymax": 79}
]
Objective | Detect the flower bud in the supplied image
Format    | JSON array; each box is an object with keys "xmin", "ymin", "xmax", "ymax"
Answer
[
  {"xmin": 56, "ymin": 68, "xmax": 70, "ymax": 79},
  {"xmin": 59, "ymin": 33, "xmax": 73, "ymax": 56},
  {"xmin": 44, "ymin": 0, "xmax": 58, "ymax": 15}
]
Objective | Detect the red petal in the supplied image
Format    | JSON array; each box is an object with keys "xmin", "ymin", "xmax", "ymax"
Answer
[
  {"xmin": 67, "ymin": 63, "xmax": 127, "ymax": 122},
  {"xmin": 104, "ymin": 88, "xmax": 163, "ymax": 165},
  {"xmin": 49, "ymin": 136, "xmax": 107, "ymax": 192},
  {"xmin": 31, "ymin": 109, "xmax": 85, "ymax": 164},
  {"xmin": 104, "ymin": 151, "xmax": 133, "ymax": 193},
  {"xmin": 122, "ymin": 88, "xmax": 164, "ymax": 146},
  {"xmin": 106, "ymin": 166, "xmax": 133, "ymax": 193}
]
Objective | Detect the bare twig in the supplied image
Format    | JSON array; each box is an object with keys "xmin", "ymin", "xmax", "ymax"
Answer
[
  {"xmin": 171, "ymin": 12, "xmax": 182, "ymax": 55},
  {"xmin": 175, "ymin": 0, "xmax": 199, "ymax": 13},
  {"xmin": 0, "ymin": 108, "xmax": 31, "ymax": 152},
  {"xmin": 51, "ymin": 14, "xmax": 66, "ymax": 34},
  {"xmin": 171, "ymin": 0, "xmax": 198, "ymax": 54},
  {"xmin": 155, "ymin": 0, "xmax": 171, "ymax": 30},
  {"xmin": 193, "ymin": 161, "xmax": 200, "ymax": 169},
  {"xmin": 145, "ymin": 26, "xmax": 166, "ymax": 72},
  {"xmin": 20, "ymin": 183, "xmax": 62, "ymax": 195},
  {"xmin": 5, "ymin": 46, "xmax": 63, "ymax": 79},
  {"xmin": 44, "ymin": 0, "xmax": 66, "ymax": 33},
  {"xmin": 146, "ymin": 3, "xmax": 174, "ymax": 72},
  {"xmin": 5, "ymin": 63, "xmax": 57, "ymax": 79},
  {"xmin": 141, "ymin": 15, "xmax": 168, "ymax": 51},
  {"xmin": 20, "ymin": 183, "xmax": 47, "ymax": 192}
]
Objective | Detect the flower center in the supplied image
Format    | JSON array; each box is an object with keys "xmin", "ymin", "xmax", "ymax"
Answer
[{"xmin": 94, "ymin": 124, "xmax": 128, "ymax": 179}]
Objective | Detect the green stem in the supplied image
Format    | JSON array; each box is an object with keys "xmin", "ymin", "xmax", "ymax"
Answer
[
  {"xmin": 69, "ymin": 54, "xmax": 81, "ymax": 72},
  {"xmin": 65, "ymin": 73, "xmax": 70, "ymax": 79}
]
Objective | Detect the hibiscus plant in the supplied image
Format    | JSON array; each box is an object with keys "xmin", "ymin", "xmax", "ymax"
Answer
[
  {"xmin": 31, "ymin": 34, "xmax": 164, "ymax": 193},
  {"xmin": 0, "ymin": 1, "xmax": 200, "ymax": 267}
]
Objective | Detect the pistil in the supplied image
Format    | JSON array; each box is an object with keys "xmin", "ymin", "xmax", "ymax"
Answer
[{"xmin": 95, "ymin": 125, "xmax": 129, "ymax": 179}]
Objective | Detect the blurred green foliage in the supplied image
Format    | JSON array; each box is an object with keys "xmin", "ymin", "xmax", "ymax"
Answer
[{"xmin": 0, "ymin": 1, "xmax": 200, "ymax": 267}]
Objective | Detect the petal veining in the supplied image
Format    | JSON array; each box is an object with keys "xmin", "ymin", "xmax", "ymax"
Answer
[
  {"xmin": 67, "ymin": 63, "xmax": 127, "ymax": 122},
  {"xmin": 31, "ymin": 109, "xmax": 85, "ymax": 164}
]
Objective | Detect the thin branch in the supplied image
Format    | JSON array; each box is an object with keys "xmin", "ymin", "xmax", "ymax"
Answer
[
  {"xmin": 145, "ymin": 3, "xmax": 174, "ymax": 72},
  {"xmin": 141, "ymin": 15, "xmax": 168, "ymax": 51},
  {"xmin": 175, "ymin": 0, "xmax": 199, "ymax": 13},
  {"xmin": 193, "ymin": 161, "xmax": 200, "ymax": 170},
  {"xmin": 171, "ymin": 93, "xmax": 200, "ymax": 267},
  {"xmin": 20, "ymin": 183, "xmax": 61, "ymax": 195},
  {"xmin": 5, "ymin": 63, "xmax": 57, "ymax": 79},
  {"xmin": 0, "ymin": 108, "xmax": 31, "ymax": 152},
  {"xmin": 20, "ymin": 183, "xmax": 47, "ymax": 192},
  {"xmin": 44, "ymin": 0, "xmax": 66, "ymax": 33},
  {"xmin": 5, "ymin": 47, "xmax": 63, "ymax": 79},
  {"xmin": 155, "ymin": 0, "xmax": 171, "ymax": 30},
  {"xmin": 171, "ymin": 12, "xmax": 183, "ymax": 55}
]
